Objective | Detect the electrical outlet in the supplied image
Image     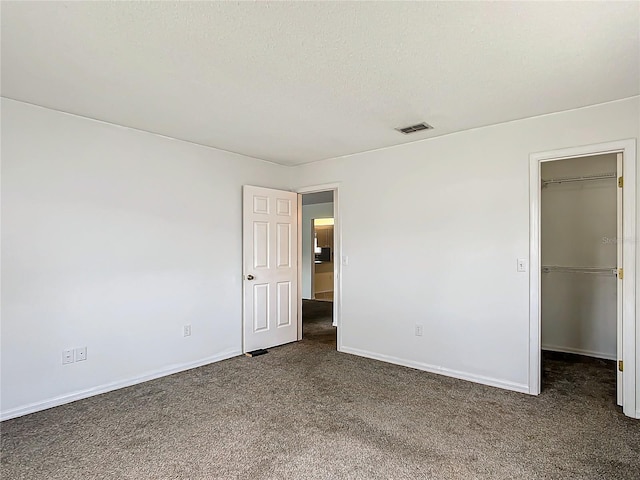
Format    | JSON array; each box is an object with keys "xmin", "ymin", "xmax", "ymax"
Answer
[
  {"xmin": 62, "ymin": 349, "xmax": 74, "ymax": 365},
  {"xmin": 183, "ymin": 325, "xmax": 192, "ymax": 337},
  {"xmin": 415, "ymin": 324, "xmax": 424, "ymax": 337},
  {"xmin": 75, "ymin": 347, "xmax": 87, "ymax": 362}
]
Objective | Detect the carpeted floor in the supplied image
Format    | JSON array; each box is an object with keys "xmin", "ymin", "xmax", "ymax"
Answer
[
  {"xmin": 302, "ymin": 299, "xmax": 336, "ymax": 348},
  {"xmin": 1, "ymin": 300, "xmax": 639, "ymax": 479}
]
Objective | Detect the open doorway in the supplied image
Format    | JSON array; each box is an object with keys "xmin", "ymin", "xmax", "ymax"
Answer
[
  {"xmin": 540, "ymin": 153, "xmax": 621, "ymax": 405},
  {"xmin": 242, "ymin": 183, "xmax": 341, "ymax": 354},
  {"xmin": 529, "ymin": 139, "xmax": 637, "ymax": 419},
  {"xmin": 312, "ymin": 217, "xmax": 335, "ymax": 301},
  {"xmin": 298, "ymin": 188, "xmax": 339, "ymax": 349}
]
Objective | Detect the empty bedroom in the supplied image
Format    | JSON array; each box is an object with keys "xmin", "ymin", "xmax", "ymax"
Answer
[{"xmin": 1, "ymin": 1, "xmax": 639, "ymax": 479}]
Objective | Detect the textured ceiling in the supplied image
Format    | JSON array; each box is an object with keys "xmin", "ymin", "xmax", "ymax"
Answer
[{"xmin": 2, "ymin": 1, "xmax": 639, "ymax": 166}]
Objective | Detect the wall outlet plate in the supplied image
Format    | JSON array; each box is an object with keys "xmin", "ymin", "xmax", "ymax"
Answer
[
  {"xmin": 183, "ymin": 325, "xmax": 192, "ymax": 337},
  {"xmin": 62, "ymin": 349, "xmax": 74, "ymax": 365},
  {"xmin": 75, "ymin": 347, "xmax": 87, "ymax": 362}
]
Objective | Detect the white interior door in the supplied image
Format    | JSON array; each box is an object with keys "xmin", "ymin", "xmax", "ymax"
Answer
[
  {"xmin": 616, "ymin": 153, "xmax": 623, "ymax": 406},
  {"xmin": 243, "ymin": 185, "xmax": 298, "ymax": 352}
]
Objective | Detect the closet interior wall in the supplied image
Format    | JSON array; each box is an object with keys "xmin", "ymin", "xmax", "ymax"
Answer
[{"xmin": 541, "ymin": 154, "xmax": 618, "ymax": 360}]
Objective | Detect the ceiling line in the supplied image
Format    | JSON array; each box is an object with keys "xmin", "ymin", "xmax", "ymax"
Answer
[
  {"xmin": 3, "ymin": 94, "xmax": 638, "ymax": 169},
  {"xmin": 0, "ymin": 95, "xmax": 284, "ymax": 167},
  {"xmin": 293, "ymin": 95, "xmax": 640, "ymax": 167}
]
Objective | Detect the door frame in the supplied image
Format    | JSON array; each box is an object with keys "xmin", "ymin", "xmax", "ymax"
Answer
[
  {"xmin": 529, "ymin": 139, "xmax": 638, "ymax": 418},
  {"xmin": 310, "ymin": 220, "xmax": 316, "ymax": 299},
  {"xmin": 296, "ymin": 183, "xmax": 342, "ymax": 351}
]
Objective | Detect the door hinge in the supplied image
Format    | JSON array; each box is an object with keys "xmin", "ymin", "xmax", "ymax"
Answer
[
  {"xmin": 618, "ymin": 268, "xmax": 623, "ymax": 279},
  {"xmin": 618, "ymin": 176, "xmax": 623, "ymax": 188},
  {"xmin": 618, "ymin": 360, "xmax": 624, "ymax": 372}
]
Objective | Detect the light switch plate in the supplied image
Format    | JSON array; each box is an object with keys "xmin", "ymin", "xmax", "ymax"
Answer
[{"xmin": 517, "ymin": 258, "xmax": 528, "ymax": 272}]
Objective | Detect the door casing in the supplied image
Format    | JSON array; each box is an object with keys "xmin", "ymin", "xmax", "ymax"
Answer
[{"xmin": 529, "ymin": 139, "xmax": 637, "ymax": 418}]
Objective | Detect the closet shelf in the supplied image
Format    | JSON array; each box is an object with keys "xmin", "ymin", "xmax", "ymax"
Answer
[
  {"xmin": 542, "ymin": 265, "xmax": 617, "ymax": 276},
  {"xmin": 541, "ymin": 172, "xmax": 616, "ymax": 187}
]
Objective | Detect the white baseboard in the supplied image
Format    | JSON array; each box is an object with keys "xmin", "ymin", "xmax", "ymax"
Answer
[
  {"xmin": 340, "ymin": 346, "xmax": 529, "ymax": 394},
  {"xmin": 0, "ymin": 349, "xmax": 241, "ymax": 421},
  {"xmin": 541, "ymin": 344, "xmax": 616, "ymax": 361}
]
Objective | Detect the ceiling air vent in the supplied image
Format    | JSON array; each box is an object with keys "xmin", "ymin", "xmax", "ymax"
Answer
[{"xmin": 395, "ymin": 122, "xmax": 433, "ymax": 134}]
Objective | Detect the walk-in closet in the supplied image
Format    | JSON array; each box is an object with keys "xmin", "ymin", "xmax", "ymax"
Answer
[{"xmin": 541, "ymin": 153, "xmax": 621, "ymax": 401}]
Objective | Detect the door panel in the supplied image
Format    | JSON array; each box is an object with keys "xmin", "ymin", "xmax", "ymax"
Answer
[
  {"xmin": 253, "ymin": 195, "xmax": 269, "ymax": 214},
  {"xmin": 277, "ymin": 282, "xmax": 292, "ymax": 327},
  {"xmin": 243, "ymin": 185, "xmax": 298, "ymax": 352},
  {"xmin": 276, "ymin": 223, "xmax": 291, "ymax": 268},
  {"xmin": 253, "ymin": 222, "xmax": 269, "ymax": 269},
  {"xmin": 276, "ymin": 198, "xmax": 291, "ymax": 216},
  {"xmin": 253, "ymin": 284, "xmax": 269, "ymax": 332}
]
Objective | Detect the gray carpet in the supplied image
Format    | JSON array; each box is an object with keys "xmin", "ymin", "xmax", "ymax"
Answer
[{"xmin": 1, "ymin": 300, "xmax": 639, "ymax": 479}]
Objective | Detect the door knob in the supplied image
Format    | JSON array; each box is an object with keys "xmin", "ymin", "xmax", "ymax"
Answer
[{"xmin": 246, "ymin": 274, "xmax": 255, "ymax": 280}]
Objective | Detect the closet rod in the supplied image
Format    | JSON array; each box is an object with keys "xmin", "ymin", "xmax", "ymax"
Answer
[
  {"xmin": 542, "ymin": 265, "xmax": 617, "ymax": 276},
  {"xmin": 541, "ymin": 172, "xmax": 616, "ymax": 187}
]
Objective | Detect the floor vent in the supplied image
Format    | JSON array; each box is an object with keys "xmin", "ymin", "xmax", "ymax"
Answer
[{"xmin": 245, "ymin": 349, "xmax": 268, "ymax": 357}]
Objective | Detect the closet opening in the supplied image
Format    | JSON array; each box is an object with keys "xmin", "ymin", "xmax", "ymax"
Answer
[
  {"xmin": 540, "ymin": 153, "xmax": 622, "ymax": 405},
  {"xmin": 298, "ymin": 189, "xmax": 338, "ymax": 350}
]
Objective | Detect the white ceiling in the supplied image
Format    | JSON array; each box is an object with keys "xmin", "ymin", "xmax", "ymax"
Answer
[
  {"xmin": 2, "ymin": 2, "xmax": 638, "ymax": 166},
  {"xmin": 302, "ymin": 191, "xmax": 334, "ymax": 206}
]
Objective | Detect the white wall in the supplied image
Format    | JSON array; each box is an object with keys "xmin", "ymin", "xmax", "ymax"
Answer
[
  {"xmin": 301, "ymin": 202, "xmax": 334, "ymax": 299},
  {"xmin": 3, "ymin": 96, "xmax": 639, "ymax": 420},
  {"xmin": 541, "ymin": 154, "xmax": 617, "ymax": 359},
  {"xmin": 292, "ymin": 97, "xmax": 640, "ymax": 402},
  {"xmin": 0, "ymin": 98, "xmax": 288, "ymax": 419}
]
